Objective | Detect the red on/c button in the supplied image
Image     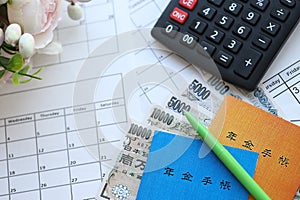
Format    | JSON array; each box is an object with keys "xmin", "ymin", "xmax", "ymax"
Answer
[
  {"xmin": 170, "ymin": 7, "xmax": 189, "ymax": 24},
  {"xmin": 179, "ymin": 0, "xmax": 198, "ymax": 10}
]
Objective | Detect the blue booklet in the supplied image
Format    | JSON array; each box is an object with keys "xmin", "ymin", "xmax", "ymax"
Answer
[{"xmin": 137, "ymin": 131, "xmax": 259, "ymax": 200}]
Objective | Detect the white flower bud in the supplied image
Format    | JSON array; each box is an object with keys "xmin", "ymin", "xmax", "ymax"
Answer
[
  {"xmin": 0, "ymin": 28, "xmax": 4, "ymax": 46},
  {"xmin": 0, "ymin": 0, "xmax": 8, "ymax": 5},
  {"xmin": 67, "ymin": 3, "xmax": 83, "ymax": 20},
  {"xmin": 5, "ymin": 23, "xmax": 22, "ymax": 46},
  {"xmin": 19, "ymin": 33, "xmax": 35, "ymax": 59}
]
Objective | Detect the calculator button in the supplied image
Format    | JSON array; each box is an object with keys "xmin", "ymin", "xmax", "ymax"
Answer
[
  {"xmin": 199, "ymin": 41, "xmax": 216, "ymax": 56},
  {"xmin": 224, "ymin": 1, "xmax": 243, "ymax": 16},
  {"xmin": 162, "ymin": 22, "xmax": 180, "ymax": 38},
  {"xmin": 215, "ymin": 51, "xmax": 233, "ymax": 68},
  {"xmin": 234, "ymin": 48, "xmax": 262, "ymax": 78},
  {"xmin": 250, "ymin": 0, "xmax": 270, "ymax": 11},
  {"xmin": 189, "ymin": 19, "xmax": 207, "ymax": 35},
  {"xmin": 180, "ymin": 32, "xmax": 199, "ymax": 48},
  {"xmin": 206, "ymin": 28, "xmax": 225, "ymax": 44},
  {"xmin": 215, "ymin": 14, "xmax": 234, "ymax": 30},
  {"xmin": 223, "ymin": 37, "xmax": 242, "ymax": 53},
  {"xmin": 199, "ymin": 6, "xmax": 216, "ymax": 20},
  {"xmin": 233, "ymin": 24, "xmax": 252, "ymax": 39},
  {"xmin": 252, "ymin": 34, "xmax": 271, "ymax": 50},
  {"xmin": 242, "ymin": 9, "xmax": 260, "ymax": 25},
  {"xmin": 262, "ymin": 20, "xmax": 280, "ymax": 36},
  {"xmin": 280, "ymin": 0, "xmax": 296, "ymax": 8},
  {"xmin": 208, "ymin": 0, "xmax": 224, "ymax": 7},
  {"xmin": 179, "ymin": 0, "xmax": 198, "ymax": 10},
  {"xmin": 170, "ymin": 7, "xmax": 189, "ymax": 24},
  {"xmin": 271, "ymin": 7, "xmax": 290, "ymax": 22}
]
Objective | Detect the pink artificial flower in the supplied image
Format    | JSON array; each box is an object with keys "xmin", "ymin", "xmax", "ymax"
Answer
[{"xmin": 7, "ymin": 0, "xmax": 62, "ymax": 49}]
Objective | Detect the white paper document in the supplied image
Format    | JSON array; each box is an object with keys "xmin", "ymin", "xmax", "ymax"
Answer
[
  {"xmin": 0, "ymin": 1, "xmax": 195, "ymax": 199},
  {"xmin": 261, "ymin": 23, "xmax": 300, "ymax": 126},
  {"xmin": 0, "ymin": 0, "xmax": 299, "ymax": 200}
]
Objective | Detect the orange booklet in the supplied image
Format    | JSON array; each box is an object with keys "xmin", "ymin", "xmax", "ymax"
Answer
[{"xmin": 209, "ymin": 95, "xmax": 300, "ymax": 200}]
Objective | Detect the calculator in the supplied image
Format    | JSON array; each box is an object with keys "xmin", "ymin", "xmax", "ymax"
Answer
[{"xmin": 151, "ymin": 0, "xmax": 300, "ymax": 91}]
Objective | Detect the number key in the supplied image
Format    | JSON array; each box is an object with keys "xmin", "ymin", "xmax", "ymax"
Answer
[
  {"xmin": 233, "ymin": 24, "xmax": 252, "ymax": 39},
  {"xmin": 215, "ymin": 14, "xmax": 234, "ymax": 30},
  {"xmin": 189, "ymin": 19, "xmax": 207, "ymax": 34},
  {"xmin": 242, "ymin": 9, "xmax": 260, "ymax": 25},
  {"xmin": 198, "ymin": 6, "xmax": 216, "ymax": 20},
  {"xmin": 223, "ymin": 37, "xmax": 242, "ymax": 53},
  {"xmin": 180, "ymin": 32, "xmax": 199, "ymax": 48},
  {"xmin": 206, "ymin": 28, "xmax": 225, "ymax": 44},
  {"xmin": 224, "ymin": 1, "xmax": 243, "ymax": 16},
  {"xmin": 162, "ymin": 22, "xmax": 180, "ymax": 38}
]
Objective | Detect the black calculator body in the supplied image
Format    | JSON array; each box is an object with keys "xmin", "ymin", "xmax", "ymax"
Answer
[{"xmin": 151, "ymin": 0, "xmax": 300, "ymax": 91}]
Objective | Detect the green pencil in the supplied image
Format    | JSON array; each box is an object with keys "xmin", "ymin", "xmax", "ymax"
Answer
[{"xmin": 184, "ymin": 111, "xmax": 271, "ymax": 200}]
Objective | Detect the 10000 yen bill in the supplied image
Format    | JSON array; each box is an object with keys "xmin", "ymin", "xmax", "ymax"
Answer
[{"xmin": 98, "ymin": 105, "xmax": 201, "ymax": 200}]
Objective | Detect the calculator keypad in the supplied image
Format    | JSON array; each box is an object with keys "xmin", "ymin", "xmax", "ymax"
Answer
[{"xmin": 151, "ymin": 0, "xmax": 300, "ymax": 90}]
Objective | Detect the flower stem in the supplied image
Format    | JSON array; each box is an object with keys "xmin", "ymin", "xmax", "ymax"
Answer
[{"xmin": 0, "ymin": 65, "xmax": 42, "ymax": 80}]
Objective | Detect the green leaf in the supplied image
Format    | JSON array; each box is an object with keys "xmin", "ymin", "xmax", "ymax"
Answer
[
  {"xmin": 12, "ymin": 73, "xmax": 19, "ymax": 85},
  {"xmin": 20, "ymin": 78, "xmax": 32, "ymax": 84},
  {"xmin": 19, "ymin": 65, "xmax": 30, "ymax": 74},
  {"xmin": 8, "ymin": 0, "xmax": 12, "ymax": 4},
  {"xmin": 8, "ymin": 54, "xmax": 24, "ymax": 71},
  {"xmin": 0, "ymin": 70, "xmax": 5, "ymax": 79},
  {"xmin": 32, "ymin": 67, "xmax": 43, "ymax": 76},
  {"xmin": 0, "ymin": 56, "xmax": 10, "ymax": 67}
]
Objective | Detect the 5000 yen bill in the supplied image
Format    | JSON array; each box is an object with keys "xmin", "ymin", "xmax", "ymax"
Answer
[
  {"xmin": 182, "ymin": 69, "xmax": 284, "ymax": 117},
  {"xmin": 164, "ymin": 94, "xmax": 214, "ymax": 127}
]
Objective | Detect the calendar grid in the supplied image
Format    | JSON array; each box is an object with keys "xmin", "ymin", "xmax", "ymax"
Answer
[
  {"xmin": 0, "ymin": 94, "xmax": 126, "ymax": 199},
  {"xmin": 262, "ymin": 60, "xmax": 300, "ymax": 125}
]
